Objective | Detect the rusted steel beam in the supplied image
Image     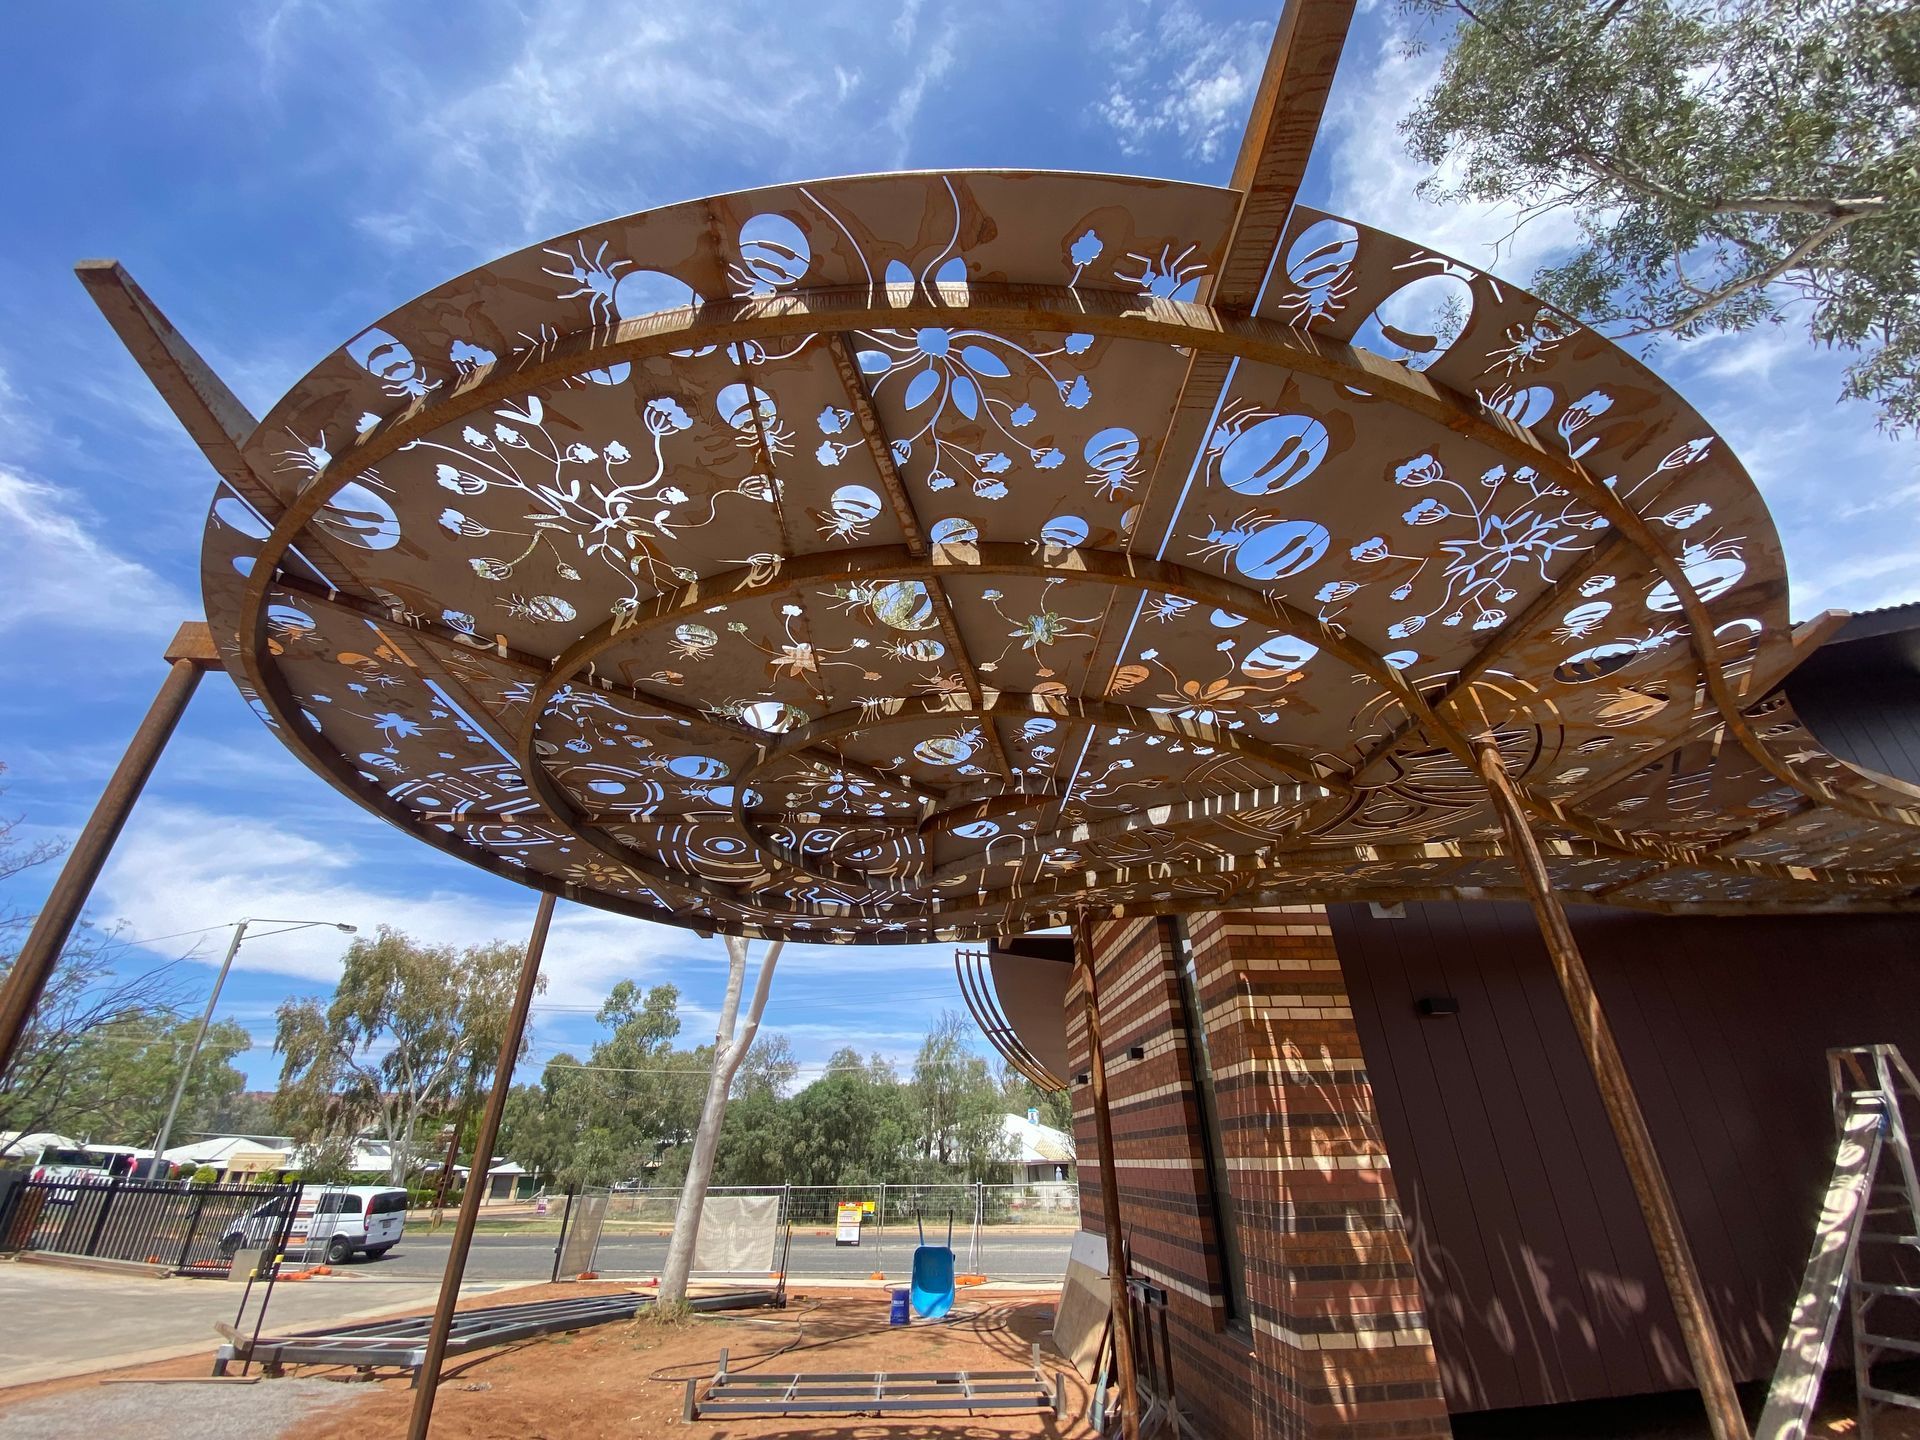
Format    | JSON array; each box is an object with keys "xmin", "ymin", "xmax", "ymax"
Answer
[
  {"xmin": 1473, "ymin": 734, "xmax": 1752, "ymax": 1440},
  {"xmin": 0, "ymin": 624, "xmax": 219, "ymax": 1080},
  {"xmin": 1074, "ymin": 914, "xmax": 1141, "ymax": 1440},
  {"xmin": 407, "ymin": 890, "xmax": 555, "ymax": 1440},
  {"xmin": 1217, "ymin": 0, "xmax": 1360, "ymax": 308},
  {"xmin": 74, "ymin": 262, "xmax": 267, "ymax": 505}
]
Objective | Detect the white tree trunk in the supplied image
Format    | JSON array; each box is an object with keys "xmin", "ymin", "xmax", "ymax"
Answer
[{"xmin": 658, "ymin": 934, "xmax": 782, "ymax": 1303}]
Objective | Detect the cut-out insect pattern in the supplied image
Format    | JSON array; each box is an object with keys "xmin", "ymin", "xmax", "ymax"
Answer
[
  {"xmin": 1203, "ymin": 401, "xmax": 1331, "ymax": 497},
  {"xmin": 1272, "ymin": 218, "xmax": 1359, "ymax": 330}
]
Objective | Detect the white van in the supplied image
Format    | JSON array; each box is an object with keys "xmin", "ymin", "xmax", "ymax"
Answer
[{"xmin": 221, "ymin": 1185, "xmax": 409, "ymax": 1264}]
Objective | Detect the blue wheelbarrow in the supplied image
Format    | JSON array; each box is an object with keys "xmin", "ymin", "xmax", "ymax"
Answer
[{"xmin": 909, "ymin": 1212, "xmax": 956, "ymax": 1319}]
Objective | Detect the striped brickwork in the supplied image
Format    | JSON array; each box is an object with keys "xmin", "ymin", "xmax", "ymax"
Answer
[{"xmin": 1070, "ymin": 908, "xmax": 1451, "ymax": 1439}]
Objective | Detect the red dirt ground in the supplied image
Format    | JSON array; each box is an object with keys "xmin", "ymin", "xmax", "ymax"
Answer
[{"xmin": 1, "ymin": 1281, "xmax": 1913, "ymax": 1439}]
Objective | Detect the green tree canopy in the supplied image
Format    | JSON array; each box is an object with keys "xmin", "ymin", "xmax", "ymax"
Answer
[
  {"xmin": 272, "ymin": 924, "xmax": 539, "ymax": 1182},
  {"xmin": 1402, "ymin": 0, "xmax": 1920, "ymax": 428}
]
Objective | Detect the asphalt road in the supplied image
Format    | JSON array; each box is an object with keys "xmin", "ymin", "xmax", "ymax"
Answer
[{"xmin": 358, "ymin": 1225, "xmax": 1074, "ymax": 1283}]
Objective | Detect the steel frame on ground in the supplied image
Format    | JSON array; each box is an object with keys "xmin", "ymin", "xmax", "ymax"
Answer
[{"xmin": 212, "ymin": 1288, "xmax": 779, "ymax": 1384}]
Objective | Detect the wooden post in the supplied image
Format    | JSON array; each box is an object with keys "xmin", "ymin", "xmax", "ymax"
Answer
[
  {"xmin": 407, "ymin": 891, "xmax": 555, "ymax": 1439},
  {"xmin": 1074, "ymin": 915, "xmax": 1141, "ymax": 1440},
  {"xmin": 1474, "ymin": 735, "xmax": 1751, "ymax": 1440},
  {"xmin": 0, "ymin": 623, "xmax": 218, "ymax": 1081}
]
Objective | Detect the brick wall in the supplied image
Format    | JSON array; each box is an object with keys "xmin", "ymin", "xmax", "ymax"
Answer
[{"xmin": 1069, "ymin": 907, "xmax": 1451, "ymax": 1439}]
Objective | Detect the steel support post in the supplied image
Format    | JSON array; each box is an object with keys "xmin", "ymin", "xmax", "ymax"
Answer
[
  {"xmin": 407, "ymin": 891, "xmax": 556, "ymax": 1440},
  {"xmin": 1074, "ymin": 914, "xmax": 1141, "ymax": 1440},
  {"xmin": 0, "ymin": 624, "xmax": 218, "ymax": 1081},
  {"xmin": 1474, "ymin": 735, "xmax": 1750, "ymax": 1440}
]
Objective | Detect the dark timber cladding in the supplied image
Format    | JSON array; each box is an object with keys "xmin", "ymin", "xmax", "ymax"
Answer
[
  {"xmin": 1789, "ymin": 603, "xmax": 1920, "ymax": 787},
  {"xmin": 1331, "ymin": 897, "xmax": 1920, "ymax": 1414}
]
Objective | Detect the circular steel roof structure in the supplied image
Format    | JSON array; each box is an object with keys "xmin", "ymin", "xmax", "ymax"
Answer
[{"xmin": 187, "ymin": 168, "xmax": 1920, "ymax": 942}]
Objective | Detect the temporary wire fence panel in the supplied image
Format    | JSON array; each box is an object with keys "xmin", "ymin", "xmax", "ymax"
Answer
[
  {"xmin": 554, "ymin": 1190, "xmax": 610, "ymax": 1277},
  {"xmin": 557, "ymin": 1181, "xmax": 1077, "ymax": 1283},
  {"xmin": 0, "ymin": 1175, "xmax": 295, "ymax": 1271}
]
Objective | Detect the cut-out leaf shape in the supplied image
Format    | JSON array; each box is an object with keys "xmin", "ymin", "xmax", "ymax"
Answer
[
  {"xmin": 497, "ymin": 397, "xmax": 543, "ymax": 425},
  {"xmin": 952, "ymin": 375, "xmax": 979, "ymax": 418},
  {"xmin": 904, "ymin": 368, "xmax": 941, "ymax": 410},
  {"xmin": 1110, "ymin": 663, "xmax": 1149, "ymax": 694},
  {"xmin": 857, "ymin": 350, "xmax": 891, "ymax": 374},
  {"xmin": 961, "ymin": 345, "xmax": 1009, "ymax": 377},
  {"xmin": 935, "ymin": 257, "xmax": 967, "ymax": 286},
  {"xmin": 885, "ymin": 260, "xmax": 914, "ymax": 288}
]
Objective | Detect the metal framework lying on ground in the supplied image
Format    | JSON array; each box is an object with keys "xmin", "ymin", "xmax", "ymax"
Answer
[
  {"xmin": 1, "ymin": 3, "xmax": 1910, "ymax": 1439},
  {"xmin": 213, "ymin": 1288, "xmax": 779, "ymax": 1383},
  {"xmin": 684, "ymin": 1342, "xmax": 1067, "ymax": 1421}
]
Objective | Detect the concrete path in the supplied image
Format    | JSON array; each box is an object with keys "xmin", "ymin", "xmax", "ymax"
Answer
[
  {"xmin": 0, "ymin": 1378, "xmax": 357, "ymax": 1438},
  {"xmin": 0, "ymin": 1259, "xmax": 519, "ymax": 1387}
]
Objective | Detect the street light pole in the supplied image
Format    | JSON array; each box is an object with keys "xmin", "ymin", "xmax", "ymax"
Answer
[{"xmin": 150, "ymin": 917, "xmax": 357, "ymax": 1170}]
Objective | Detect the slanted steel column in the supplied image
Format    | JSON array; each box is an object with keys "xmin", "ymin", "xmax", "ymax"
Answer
[
  {"xmin": 407, "ymin": 890, "xmax": 556, "ymax": 1438},
  {"xmin": 1073, "ymin": 915, "xmax": 1141, "ymax": 1440},
  {"xmin": 0, "ymin": 622, "xmax": 219, "ymax": 1081},
  {"xmin": 1473, "ymin": 735, "xmax": 1750, "ymax": 1440}
]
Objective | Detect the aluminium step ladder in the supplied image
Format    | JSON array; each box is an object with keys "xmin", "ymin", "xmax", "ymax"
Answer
[{"xmin": 1758, "ymin": 1044, "xmax": 1920, "ymax": 1440}]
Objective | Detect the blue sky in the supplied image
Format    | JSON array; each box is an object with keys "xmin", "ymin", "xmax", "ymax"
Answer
[{"xmin": 2, "ymin": 1, "xmax": 1913, "ymax": 1102}]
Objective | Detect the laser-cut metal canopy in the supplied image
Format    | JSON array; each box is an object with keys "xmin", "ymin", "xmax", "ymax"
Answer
[
  {"xmin": 169, "ymin": 166, "xmax": 1920, "ymax": 942},
  {"xmin": 88, "ymin": 0, "xmax": 1896, "ymax": 954}
]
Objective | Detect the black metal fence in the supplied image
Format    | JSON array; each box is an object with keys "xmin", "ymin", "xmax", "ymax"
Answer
[{"xmin": 0, "ymin": 1174, "xmax": 296, "ymax": 1271}]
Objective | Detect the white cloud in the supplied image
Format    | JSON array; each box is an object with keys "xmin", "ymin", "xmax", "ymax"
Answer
[
  {"xmin": 93, "ymin": 801, "xmax": 968, "ymax": 1026},
  {"xmin": 0, "ymin": 467, "xmax": 191, "ymax": 638},
  {"xmin": 1095, "ymin": 1, "xmax": 1271, "ymax": 163},
  {"xmin": 95, "ymin": 802, "xmax": 686, "ymax": 1013},
  {"xmin": 1314, "ymin": 30, "xmax": 1583, "ymax": 277},
  {"xmin": 249, "ymin": 0, "xmax": 979, "ymax": 261}
]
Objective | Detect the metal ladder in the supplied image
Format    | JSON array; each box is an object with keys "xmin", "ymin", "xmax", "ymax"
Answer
[{"xmin": 1758, "ymin": 1044, "xmax": 1920, "ymax": 1440}]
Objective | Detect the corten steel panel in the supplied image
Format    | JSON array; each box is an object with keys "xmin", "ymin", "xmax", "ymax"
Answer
[
  {"xmin": 124, "ymin": 165, "xmax": 1920, "ymax": 946},
  {"xmin": 986, "ymin": 944, "xmax": 1073, "ymax": 1085},
  {"xmin": 1331, "ymin": 898, "xmax": 1920, "ymax": 1414}
]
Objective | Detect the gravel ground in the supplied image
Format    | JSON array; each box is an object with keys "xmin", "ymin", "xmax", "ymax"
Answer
[{"xmin": 0, "ymin": 1377, "xmax": 358, "ymax": 1437}]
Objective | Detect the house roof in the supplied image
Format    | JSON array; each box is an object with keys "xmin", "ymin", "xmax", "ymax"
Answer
[{"xmin": 1000, "ymin": 1113, "xmax": 1074, "ymax": 1165}]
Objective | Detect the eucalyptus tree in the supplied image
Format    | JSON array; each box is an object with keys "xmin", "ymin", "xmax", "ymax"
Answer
[
  {"xmin": 1402, "ymin": 0, "xmax": 1920, "ymax": 427},
  {"xmin": 271, "ymin": 925, "xmax": 538, "ymax": 1183}
]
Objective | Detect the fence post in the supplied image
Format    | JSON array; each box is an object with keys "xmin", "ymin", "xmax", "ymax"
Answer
[
  {"xmin": 84, "ymin": 1177, "xmax": 122, "ymax": 1258},
  {"xmin": 176, "ymin": 1190, "xmax": 209, "ymax": 1270}
]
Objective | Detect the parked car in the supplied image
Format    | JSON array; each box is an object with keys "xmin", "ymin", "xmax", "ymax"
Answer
[{"xmin": 220, "ymin": 1185, "xmax": 408, "ymax": 1265}]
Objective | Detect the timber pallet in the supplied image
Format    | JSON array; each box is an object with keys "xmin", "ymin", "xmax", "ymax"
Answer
[{"xmin": 685, "ymin": 1343, "xmax": 1066, "ymax": 1420}]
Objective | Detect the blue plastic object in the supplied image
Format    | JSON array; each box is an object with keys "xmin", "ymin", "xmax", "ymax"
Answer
[
  {"xmin": 909, "ymin": 1213, "xmax": 956, "ymax": 1320},
  {"xmin": 890, "ymin": 1287, "xmax": 910, "ymax": 1325}
]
